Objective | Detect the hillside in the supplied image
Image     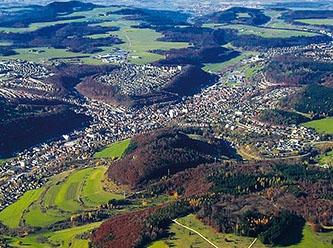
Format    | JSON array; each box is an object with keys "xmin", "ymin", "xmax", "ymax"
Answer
[
  {"xmin": 93, "ymin": 159, "xmax": 333, "ymax": 248},
  {"xmin": 0, "ymin": 103, "xmax": 90, "ymax": 158},
  {"xmin": 281, "ymin": 84, "xmax": 333, "ymax": 116},
  {"xmin": 107, "ymin": 128, "xmax": 234, "ymax": 188},
  {"xmin": 77, "ymin": 65, "xmax": 218, "ymax": 107}
]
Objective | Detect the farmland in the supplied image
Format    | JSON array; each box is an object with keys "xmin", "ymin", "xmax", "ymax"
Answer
[
  {"xmin": 0, "ymin": 188, "xmax": 43, "ymax": 228},
  {"xmin": 0, "ymin": 166, "xmax": 123, "ymax": 229},
  {"xmin": 297, "ymin": 19, "xmax": 333, "ymax": 26}
]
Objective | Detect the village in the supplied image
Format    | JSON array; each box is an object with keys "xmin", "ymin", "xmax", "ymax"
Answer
[
  {"xmin": 97, "ymin": 63, "xmax": 182, "ymax": 96},
  {"xmin": 0, "ymin": 43, "xmax": 328, "ymax": 211}
]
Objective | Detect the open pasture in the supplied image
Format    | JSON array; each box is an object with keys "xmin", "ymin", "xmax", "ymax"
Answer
[
  {"xmin": 223, "ymin": 24, "xmax": 317, "ymax": 38},
  {"xmin": 8, "ymin": 221, "xmax": 102, "ymax": 248},
  {"xmin": 302, "ymin": 118, "xmax": 333, "ymax": 134},
  {"xmin": 94, "ymin": 139, "xmax": 130, "ymax": 159},
  {"xmin": 297, "ymin": 19, "xmax": 333, "ymax": 26}
]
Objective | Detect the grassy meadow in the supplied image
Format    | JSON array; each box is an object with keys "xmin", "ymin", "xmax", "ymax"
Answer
[
  {"xmin": 302, "ymin": 118, "xmax": 333, "ymax": 134},
  {"xmin": 297, "ymin": 19, "xmax": 333, "ymax": 26},
  {"xmin": 7, "ymin": 221, "xmax": 102, "ymax": 248},
  {"xmin": 94, "ymin": 138, "xmax": 130, "ymax": 159}
]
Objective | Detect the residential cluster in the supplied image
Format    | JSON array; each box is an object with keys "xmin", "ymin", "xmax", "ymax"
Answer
[{"xmin": 97, "ymin": 63, "xmax": 182, "ymax": 96}]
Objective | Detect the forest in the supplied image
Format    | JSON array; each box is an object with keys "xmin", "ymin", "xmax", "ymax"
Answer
[
  {"xmin": 264, "ymin": 55, "xmax": 333, "ymax": 86},
  {"xmin": 107, "ymin": 128, "xmax": 234, "ymax": 188},
  {"xmin": 281, "ymin": 84, "xmax": 333, "ymax": 116},
  {"xmin": 258, "ymin": 109, "xmax": 310, "ymax": 126},
  {"xmin": 197, "ymin": 7, "xmax": 271, "ymax": 26},
  {"xmin": 0, "ymin": 1, "xmax": 98, "ymax": 28},
  {"xmin": 92, "ymin": 134, "xmax": 333, "ymax": 248},
  {"xmin": 0, "ymin": 104, "xmax": 90, "ymax": 157}
]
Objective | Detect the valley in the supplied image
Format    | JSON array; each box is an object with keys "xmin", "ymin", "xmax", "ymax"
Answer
[{"xmin": 0, "ymin": 1, "xmax": 332, "ymax": 248}]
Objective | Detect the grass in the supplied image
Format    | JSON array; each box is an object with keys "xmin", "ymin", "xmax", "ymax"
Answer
[
  {"xmin": 223, "ymin": 24, "xmax": 317, "ymax": 38},
  {"xmin": 81, "ymin": 167, "xmax": 124, "ymax": 207},
  {"xmin": 315, "ymin": 148, "xmax": 333, "ymax": 167},
  {"xmin": 54, "ymin": 169, "xmax": 92, "ymax": 212},
  {"xmin": 24, "ymin": 206, "xmax": 66, "ymax": 227},
  {"xmin": 246, "ymin": 65, "xmax": 262, "ymax": 78},
  {"xmin": 8, "ymin": 221, "xmax": 102, "ymax": 248},
  {"xmin": 113, "ymin": 28, "xmax": 189, "ymax": 64},
  {"xmin": 1, "ymin": 167, "xmax": 123, "ymax": 228},
  {"xmin": 297, "ymin": 19, "xmax": 333, "ymax": 26},
  {"xmin": 302, "ymin": 118, "xmax": 333, "ymax": 134},
  {"xmin": 203, "ymin": 50, "xmax": 258, "ymax": 72},
  {"xmin": 94, "ymin": 139, "xmax": 130, "ymax": 159},
  {"xmin": 0, "ymin": 47, "xmax": 90, "ymax": 64},
  {"xmin": 0, "ymin": 188, "xmax": 43, "ymax": 228},
  {"xmin": 148, "ymin": 214, "xmax": 265, "ymax": 248}
]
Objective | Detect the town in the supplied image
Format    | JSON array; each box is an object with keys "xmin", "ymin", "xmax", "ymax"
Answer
[{"xmin": 0, "ymin": 42, "xmax": 330, "ymax": 211}]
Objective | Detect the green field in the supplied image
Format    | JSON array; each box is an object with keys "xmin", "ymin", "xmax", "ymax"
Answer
[
  {"xmin": 0, "ymin": 167, "xmax": 123, "ymax": 228},
  {"xmin": 203, "ymin": 23, "xmax": 316, "ymax": 38},
  {"xmin": 8, "ymin": 221, "xmax": 102, "ymax": 248},
  {"xmin": 284, "ymin": 224, "xmax": 333, "ymax": 248},
  {"xmin": 94, "ymin": 139, "xmax": 130, "ymax": 159},
  {"xmin": 302, "ymin": 118, "xmax": 333, "ymax": 134},
  {"xmin": 0, "ymin": 188, "xmax": 43, "ymax": 228},
  {"xmin": 298, "ymin": 19, "xmax": 333, "ymax": 26},
  {"xmin": 113, "ymin": 27, "xmax": 190, "ymax": 64},
  {"xmin": 0, "ymin": 7, "xmax": 190, "ymax": 65},
  {"xmin": 246, "ymin": 65, "xmax": 262, "ymax": 78},
  {"xmin": 203, "ymin": 50, "xmax": 258, "ymax": 72}
]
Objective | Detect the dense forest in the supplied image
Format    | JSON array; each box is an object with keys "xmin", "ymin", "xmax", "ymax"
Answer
[
  {"xmin": 0, "ymin": 22, "xmax": 122, "ymax": 55},
  {"xmin": 258, "ymin": 109, "xmax": 310, "ymax": 126},
  {"xmin": 281, "ymin": 10, "xmax": 333, "ymax": 23},
  {"xmin": 0, "ymin": 103, "xmax": 90, "ymax": 157},
  {"xmin": 197, "ymin": 7, "xmax": 271, "ymax": 26},
  {"xmin": 281, "ymin": 84, "xmax": 333, "ymax": 116},
  {"xmin": 0, "ymin": 1, "xmax": 98, "ymax": 28},
  {"xmin": 107, "ymin": 128, "xmax": 233, "ymax": 188},
  {"xmin": 93, "ymin": 143, "xmax": 333, "ymax": 248},
  {"xmin": 265, "ymin": 55, "xmax": 333, "ymax": 86}
]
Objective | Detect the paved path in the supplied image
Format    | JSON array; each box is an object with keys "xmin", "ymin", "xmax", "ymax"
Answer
[
  {"xmin": 172, "ymin": 219, "xmax": 219, "ymax": 248},
  {"xmin": 248, "ymin": 238, "xmax": 258, "ymax": 248}
]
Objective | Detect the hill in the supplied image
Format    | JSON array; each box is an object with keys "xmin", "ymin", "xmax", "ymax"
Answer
[
  {"xmin": 107, "ymin": 128, "xmax": 234, "ymax": 188},
  {"xmin": 93, "ymin": 159, "xmax": 333, "ymax": 248},
  {"xmin": 264, "ymin": 55, "xmax": 333, "ymax": 86},
  {"xmin": 281, "ymin": 84, "xmax": 333, "ymax": 117},
  {"xmin": 258, "ymin": 109, "xmax": 310, "ymax": 126}
]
